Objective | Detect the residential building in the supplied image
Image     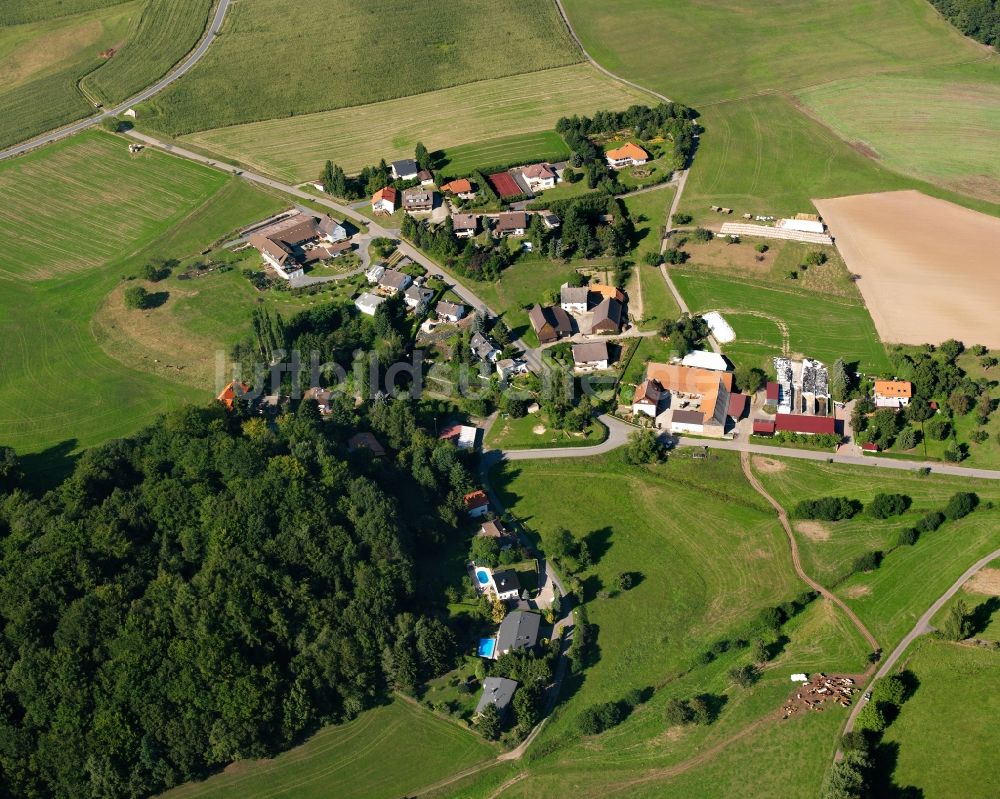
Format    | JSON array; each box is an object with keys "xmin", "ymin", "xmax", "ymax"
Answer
[
  {"xmin": 682, "ymin": 350, "xmax": 728, "ymax": 371},
  {"xmin": 248, "ymin": 212, "xmax": 349, "ymax": 280},
  {"xmin": 402, "ymin": 187, "xmax": 435, "ymax": 213},
  {"xmin": 590, "ymin": 297, "xmax": 623, "ymax": 334},
  {"xmin": 479, "ymin": 520, "xmax": 515, "ymax": 549},
  {"xmin": 403, "ymin": 284, "xmax": 433, "ymax": 312},
  {"xmin": 436, "ymin": 301, "xmax": 466, "ymax": 322},
  {"xmin": 417, "ymin": 169, "xmax": 434, "ymax": 186},
  {"xmin": 775, "ymin": 413, "xmax": 837, "ymax": 436},
  {"xmin": 496, "ymin": 358, "xmax": 528, "ymax": 381},
  {"xmin": 495, "ymin": 211, "xmax": 529, "ymax": 237},
  {"xmin": 452, "ymin": 213, "xmax": 478, "ymax": 238},
  {"xmin": 390, "ymin": 158, "xmax": 418, "ymax": 180},
  {"xmin": 365, "ymin": 263, "xmax": 386, "ymax": 284},
  {"xmin": 377, "ymin": 269, "xmax": 412, "ymax": 296},
  {"xmin": 354, "ymin": 292, "xmax": 386, "ymax": 316},
  {"xmin": 441, "ymin": 178, "xmax": 476, "ymax": 199},
  {"xmin": 217, "ymin": 381, "xmax": 250, "ymax": 411},
  {"xmin": 475, "ymin": 677, "xmax": 518, "ymax": 718},
  {"xmin": 464, "ymin": 490, "xmax": 490, "ymax": 518},
  {"xmin": 492, "ymin": 569, "xmax": 522, "ymax": 602},
  {"xmin": 605, "ymin": 142, "xmax": 650, "ymax": 168},
  {"xmin": 572, "ymin": 341, "xmax": 610, "ymax": 372},
  {"xmin": 347, "ymin": 432, "xmax": 385, "ymax": 456},
  {"xmin": 520, "ymin": 163, "xmax": 558, "ymax": 191},
  {"xmin": 632, "ymin": 378, "xmax": 663, "ymax": 418},
  {"xmin": 560, "ymin": 283, "xmax": 589, "ymax": 314},
  {"xmin": 303, "ymin": 386, "xmax": 333, "ymax": 414},
  {"xmin": 471, "ymin": 331, "xmax": 498, "ymax": 362},
  {"xmin": 528, "ymin": 304, "xmax": 573, "ymax": 344},
  {"xmin": 371, "ymin": 187, "xmax": 397, "ymax": 215},
  {"xmin": 874, "ymin": 380, "xmax": 913, "ymax": 409},
  {"xmin": 496, "ymin": 610, "xmax": 541, "ymax": 655},
  {"xmin": 645, "ymin": 362, "xmax": 734, "ymax": 437}
]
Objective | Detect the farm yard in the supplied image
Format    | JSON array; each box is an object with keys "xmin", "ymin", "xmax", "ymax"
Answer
[
  {"xmin": 144, "ymin": 0, "xmax": 584, "ymax": 136},
  {"xmin": 178, "ymin": 64, "xmax": 651, "ymax": 183},
  {"xmin": 80, "ymin": 0, "xmax": 213, "ymax": 105},
  {"xmin": 159, "ymin": 699, "xmax": 496, "ymax": 799},
  {"xmin": 814, "ymin": 191, "xmax": 1000, "ymax": 349},
  {"xmin": 0, "ymin": 1, "xmax": 136, "ymax": 149}
]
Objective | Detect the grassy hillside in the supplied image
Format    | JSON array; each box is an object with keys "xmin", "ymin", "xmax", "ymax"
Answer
[
  {"xmin": 81, "ymin": 0, "xmax": 213, "ymax": 105},
  {"xmin": 0, "ymin": 2, "xmax": 137, "ymax": 148},
  {"xmin": 178, "ymin": 64, "xmax": 651, "ymax": 182},
  {"xmin": 145, "ymin": 0, "xmax": 583, "ymax": 136},
  {"xmin": 0, "ymin": 0, "xmax": 130, "ymax": 25},
  {"xmin": 160, "ymin": 699, "xmax": 496, "ymax": 799}
]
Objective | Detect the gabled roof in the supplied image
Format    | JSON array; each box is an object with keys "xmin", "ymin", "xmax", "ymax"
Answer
[
  {"xmin": 606, "ymin": 142, "xmax": 650, "ymax": 161},
  {"xmin": 496, "ymin": 610, "xmax": 540, "ymax": 653},
  {"xmin": 727, "ymin": 392, "xmax": 748, "ymax": 419},
  {"xmin": 347, "ymin": 432, "xmax": 385, "ymax": 456},
  {"xmin": 471, "ymin": 331, "xmax": 496, "ymax": 359},
  {"xmin": 775, "ymin": 413, "xmax": 837, "ymax": 435},
  {"xmin": 475, "ymin": 677, "xmax": 518, "ymax": 716},
  {"xmin": 561, "ymin": 284, "xmax": 589, "ymax": 305},
  {"xmin": 402, "ymin": 186, "xmax": 433, "ymax": 204},
  {"xmin": 633, "ymin": 378, "xmax": 662, "ymax": 405},
  {"xmin": 436, "ymin": 300, "xmax": 465, "ymax": 318},
  {"xmin": 391, "ymin": 158, "xmax": 418, "ymax": 175},
  {"xmin": 480, "ymin": 520, "xmax": 510, "ymax": 539},
  {"xmin": 464, "ymin": 490, "xmax": 489, "ymax": 510},
  {"xmin": 766, "ymin": 381, "xmax": 780, "ymax": 401},
  {"xmin": 217, "ymin": 381, "xmax": 251, "ymax": 410},
  {"xmin": 372, "ymin": 186, "xmax": 398, "ymax": 203},
  {"xmin": 496, "ymin": 211, "xmax": 528, "ymax": 232},
  {"xmin": 522, "ymin": 163, "xmax": 556, "ymax": 180},
  {"xmin": 590, "ymin": 297, "xmax": 623, "ymax": 330},
  {"xmin": 874, "ymin": 380, "xmax": 912, "ymax": 399},
  {"xmin": 452, "ymin": 213, "xmax": 477, "ymax": 231},
  {"xmin": 590, "ymin": 283, "xmax": 624, "ymax": 302},
  {"xmin": 379, "ymin": 269, "xmax": 410, "ymax": 289},
  {"xmin": 442, "ymin": 178, "xmax": 473, "ymax": 194},
  {"xmin": 572, "ymin": 341, "xmax": 609, "ymax": 364},
  {"xmin": 753, "ymin": 419, "xmax": 776, "ymax": 434}
]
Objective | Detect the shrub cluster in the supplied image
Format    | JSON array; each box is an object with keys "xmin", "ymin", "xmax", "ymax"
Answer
[{"xmin": 794, "ymin": 496, "xmax": 861, "ymax": 521}]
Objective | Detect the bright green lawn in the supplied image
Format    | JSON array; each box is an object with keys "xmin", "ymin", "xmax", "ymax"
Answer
[
  {"xmin": 670, "ymin": 270, "xmax": 890, "ymax": 373},
  {"xmin": 621, "ymin": 186, "xmax": 679, "ymax": 329},
  {"xmin": 753, "ymin": 457, "xmax": 1000, "ymax": 649},
  {"xmin": 0, "ymin": 0, "xmax": 129, "ymax": 25},
  {"xmin": 439, "ymin": 130, "xmax": 571, "ymax": 179},
  {"xmin": 880, "ymin": 639, "xmax": 1000, "ymax": 799},
  {"xmin": 484, "ymin": 414, "xmax": 607, "ymax": 450},
  {"xmin": 159, "ymin": 698, "xmax": 496, "ymax": 799}
]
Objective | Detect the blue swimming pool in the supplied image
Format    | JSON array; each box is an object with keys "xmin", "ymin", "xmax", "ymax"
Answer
[
  {"xmin": 478, "ymin": 638, "xmax": 496, "ymax": 658},
  {"xmin": 476, "ymin": 568, "xmax": 490, "ymax": 585}
]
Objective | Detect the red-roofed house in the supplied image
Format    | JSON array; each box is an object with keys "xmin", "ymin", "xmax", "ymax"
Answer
[
  {"xmin": 217, "ymin": 381, "xmax": 251, "ymax": 411},
  {"xmin": 753, "ymin": 419, "xmax": 776, "ymax": 436},
  {"xmin": 372, "ymin": 187, "xmax": 398, "ymax": 215},
  {"xmin": 488, "ymin": 171, "xmax": 522, "ymax": 199},
  {"xmin": 605, "ymin": 143, "xmax": 649, "ymax": 168},
  {"xmin": 775, "ymin": 414, "xmax": 837, "ymax": 436},
  {"xmin": 442, "ymin": 178, "xmax": 476, "ymax": 199},
  {"xmin": 464, "ymin": 490, "xmax": 490, "ymax": 518}
]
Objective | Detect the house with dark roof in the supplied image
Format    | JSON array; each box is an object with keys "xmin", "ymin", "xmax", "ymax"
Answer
[
  {"xmin": 417, "ymin": 169, "xmax": 434, "ymax": 186},
  {"xmin": 347, "ymin": 432, "xmax": 386, "ymax": 456},
  {"xmin": 377, "ymin": 269, "xmax": 412, "ymax": 296},
  {"xmin": 632, "ymin": 378, "xmax": 663, "ymax": 418},
  {"xmin": 528, "ymin": 304, "xmax": 573, "ymax": 344},
  {"xmin": 402, "ymin": 187, "xmax": 435, "ymax": 213},
  {"xmin": 248, "ymin": 212, "xmax": 349, "ymax": 280},
  {"xmin": 390, "ymin": 159, "xmax": 419, "ymax": 180},
  {"xmin": 496, "ymin": 610, "xmax": 541, "ymax": 655},
  {"xmin": 560, "ymin": 283, "xmax": 589, "ymax": 314},
  {"xmin": 403, "ymin": 284, "xmax": 434, "ymax": 312},
  {"xmin": 491, "ymin": 569, "xmax": 522, "ymax": 601},
  {"xmin": 572, "ymin": 341, "xmax": 610, "ymax": 372},
  {"xmin": 471, "ymin": 331, "xmax": 498, "ymax": 362},
  {"xmin": 475, "ymin": 677, "xmax": 518, "ymax": 718},
  {"xmin": 494, "ymin": 211, "xmax": 529, "ymax": 237},
  {"xmin": 452, "ymin": 213, "xmax": 478, "ymax": 238},
  {"xmin": 590, "ymin": 297, "xmax": 623, "ymax": 334}
]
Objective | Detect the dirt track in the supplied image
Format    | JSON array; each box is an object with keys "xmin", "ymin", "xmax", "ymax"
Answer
[{"xmin": 814, "ymin": 190, "xmax": 1000, "ymax": 348}]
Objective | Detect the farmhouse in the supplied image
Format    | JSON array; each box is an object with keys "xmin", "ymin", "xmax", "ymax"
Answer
[
  {"xmin": 436, "ymin": 300, "xmax": 466, "ymax": 322},
  {"xmin": 495, "ymin": 212, "xmax": 529, "ymax": 237},
  {"xmin": 874, "ymin": 380, "xmax": 913, "ymax": 409},
  {"xmin": 402, "ymin": 187, "xmax": 435, "ymax": 214},
  {"xmin": 528, "ymin": 304, "xmax": 573, "ymax": 344},
  {"xmin": 560, "ymin": 284, "xmax": 590, "ymax": 314},
  {"xmin": 605, "ymin": 142, "xmax": 649, "ymax": 168},
  {"xmin": 464, "ymin": 490, "xmax": 490, "ymax": 518},
  {"xmin": 590, "ymin": 297, "xmax": 623, "ymax": 334},
  {"xmin": 488, "ymin": 171, "xmax": 522, "ymax": 199},
  {"xmin": 496, "ymin": 610, "xmax": 541, "ymax": 655},
  {"xmin": 632, "ymin": 378, "xmax": 663, "ymax": 418},
  {"xmin": 491, "ymin": 569, "xmax": 522, "ymax": 602},
  {"xmin": 247, "ymin": 212, "xmax": 349, "ymax": 280},
  {"xmin": 441, "ymin": 178, "xmax": 476, "ymax": 199},
  {"xmin": 452, "ymin": 213, "xmax": 478, "ymax": 238},
  {"xmin": 217, "ymin": 381, "xmax": 251, "ymax": 411},
  {"xmin": 390, "ymin": 158, "xmax": 419, "ymax": 180},
  {"xmin": 377, "ymin": 269, "xmax": 412, "ymax": 296},
  {"xmin": 775, "ymin": 413, "xmax": 837, "ymax": 436},
  {"xmin": 520, "ymin": 163, "xmax": 558, "ymax": 191},
  {"xmin": 645, "ymin": 362, "xmax": 734, "ymax": 437},
  {"xmin": 573, "ymin": 341, "xmax": 610, "ymax": 372},
  {"xmin": 354, "ymin": 292, "xmax": 386, "ymax": 316},
  {"xmin": 371, "ymin": 187, "xmax": 397, "ymax": 215},
  {"xmin": 475, "ymin": 677, "xmax": 518, "ymax": 719},
  {"xmin": 471, "ymin": 331, "xmax": 498, "ymax": 362}
]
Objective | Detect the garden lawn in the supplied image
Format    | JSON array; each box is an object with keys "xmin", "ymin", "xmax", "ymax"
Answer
[
  {"xmin": 159, "ymin": 698, "xmax": 496, "ymax": 799},
  {"xmin": 485, "ymin": 414, "xmax": 607, "ymax": 451},
  {"xmin": 0, "ymin": 2, "xmax": 137, "ymax": 149},
  {"xmin": 753, "ymin": 457, "xmax": 1000, "ymax": 649},
  {"xmin": 670, "ymin": 271, "xmax": 890, "ymax": 374},
  {"xmin": 177, "ymin": 65, "xmax": 649, "ymax": 183},
  {"xmin": 482, "ymin": 450, "xmax": 870, "ymax": 798},
  {"xmin": 879, "ymin": 639, "xmax": 1000, "ymax": 799},
  {"xmin": 146, "ymin": 0, "xmax": 584, "ymax": 136}
]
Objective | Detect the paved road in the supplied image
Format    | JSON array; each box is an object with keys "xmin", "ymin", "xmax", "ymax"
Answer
[
  {"xmin": 841, "ymin": 544, "xmax": 1000, "ymax": 736},
  {"xmin": 0, "ymin": 0, "xmax": 232, "ymax": 161}
]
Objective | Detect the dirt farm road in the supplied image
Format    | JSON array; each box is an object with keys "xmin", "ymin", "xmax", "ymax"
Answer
[{"xmin": 0, "ymin": 0, "xmax": 232, "ymax": 161}]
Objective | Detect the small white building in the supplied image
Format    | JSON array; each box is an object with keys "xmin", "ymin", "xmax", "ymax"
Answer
[
  {"xmin": 355, "ymin": 292, "xmax": 386, "ymax": 317},
  {"xmin": 377, "ymin": 269, "xmax": 412, "ymax": 296},
  {"xmin": 560, "ymin": 283, "xmax": 589, "ymax": 315},
  {"xmin": 371, "ymin": 187, "xmax": 397, "ymax": 215},
  {"xmin": 572, "ymin": 341, "xmax": 609, "ymax": 372},
  {"xmin": 404, "ymin": 284, "xmax": 434, "ymax": 312},
  {"xmin": 436, "ymin": 301, "xmax": 466, "ymax": 322},
  {"xmin": 632, "ymin": 379, "xmax": 663, "ymax": 418},
  {"xmin": 365, "ymin": 263, "xmax": 386, "ymax": 284},
  {"xmin": 496, "ymin": 358, "xmax": 528, "ymax": 381},
  {"xmin": 457, "ymin": 425, "xmax": 478, "ymax": 451},
  {"xmin": 681, "ymin": 350, "xmax": 728, "ymax": 372}
]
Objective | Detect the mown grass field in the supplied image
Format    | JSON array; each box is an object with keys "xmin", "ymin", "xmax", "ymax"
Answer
[
  {"xmin": 0, "ymin": 131, "xmax": 225, "ymax": 279},
  {"xmin": 753, "ymin": 457, "xmax": 1000, "ymax": 648},
  {"xmin": 484, "ymin": 414, "xmax": 607, "ymax": 450},
  {"xmin": 0, "ymin": 0, "xmax": 130, "ymax": 25},
  {"xmin": 81, "ymin": 0, "xmax": 212, "ymax": 105},
  {"xmin": 0, "ymin": 132, "xmax": 287, "ymax": 484},
  {"xmin": 669, "ymin": 270, "xmax": 890, "ymax": 373},
  {"xmin": 477, "ymin": 451, "xmax": 870, "ymax": 798},
  {"xmin": 179, "ymin": 65, "xmax": 650, "ymax": 183},
  {"xmin": 146, "ymin": 0, "xmax": 583, "ymax": 136},
  {"xmin": 621, "ymin": 186, "xmax": 679, "ymax": 329},
  {"xmin": 0, "ymin": 2, "xmax": 137, "ymax": 148},
  {"xmin": 160, "ymin": 699, "xmax": 496, "ymax": 799},
  {"xmin": 796, "ymin": 62, "xmax": 1000, "ymax": 204},
  {"xmin": 880, "ymin": 639, "xmax": 1000, "ymax": 798}
]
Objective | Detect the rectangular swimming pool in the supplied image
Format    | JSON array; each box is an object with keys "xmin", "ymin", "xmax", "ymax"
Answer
[{"xmin": 478, "ymin": 638, "xmax": 496, "ymax": 658}]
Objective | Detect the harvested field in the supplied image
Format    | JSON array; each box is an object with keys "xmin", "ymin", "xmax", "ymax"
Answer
[
  {"xmin": 815, "ymin": 191, "xmax": 1000, "ymax": 348},
  {"xmin": 964, "ymin": 568, "xmax": 1000, "ymax": 597},
  {"xmin": 795, "ymin": 521, "xmax": 830, "ymax": 542},
  {"xmin": 180, "ymin": 64, "xmax": 652, "ymax": 182}
]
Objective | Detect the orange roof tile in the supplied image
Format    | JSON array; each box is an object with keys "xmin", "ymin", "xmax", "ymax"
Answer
[
  {"xmin": 874, "ymin": 380, "xmax": 912, "ymax": 398},
  {"xmin": 606, "ymin": 142, "xmax": 649, "ymax": 162}
]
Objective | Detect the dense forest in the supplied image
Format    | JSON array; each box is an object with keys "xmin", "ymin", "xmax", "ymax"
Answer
[
  {"xmin": 0, "ymin": 397, "xmax": 471, "ymax": 797},
  {"xmin": 929, "ymin": 0, "xmax": 1000, "ymax": 47}
]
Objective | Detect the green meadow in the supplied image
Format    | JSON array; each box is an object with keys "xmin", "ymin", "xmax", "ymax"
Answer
[{"xmin": 439, "ymin": 130, "xmax": 571, "ymax": 179}]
